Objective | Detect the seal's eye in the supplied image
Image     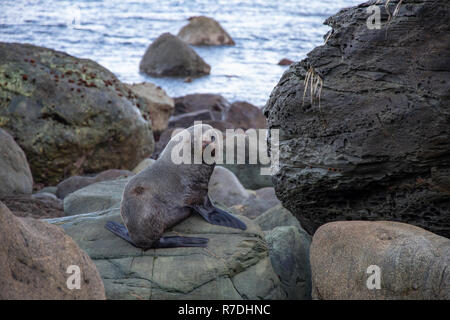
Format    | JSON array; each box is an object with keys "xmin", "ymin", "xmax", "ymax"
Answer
[
  {"xmin": 211, "ymin": 136, "xmax": 215, "ymax": 142},
  {"xmin": 133, "ymin": 186, "xmax": 144, "ymax": 195}
]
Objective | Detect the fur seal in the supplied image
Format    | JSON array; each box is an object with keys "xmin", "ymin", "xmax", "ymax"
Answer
[{"xmin": 105, "ymin": 124, "xmax": 246, "ymax": 249}]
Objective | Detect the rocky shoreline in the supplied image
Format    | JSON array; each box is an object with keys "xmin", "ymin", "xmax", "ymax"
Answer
[{"xmin": 1, "ymin": 1, "xmax": 449, "ymax": 300}]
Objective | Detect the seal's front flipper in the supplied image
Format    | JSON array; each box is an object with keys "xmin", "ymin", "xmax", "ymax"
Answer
[
  {"xmin": 105, "ymin": 221, "xmax": 138, "ymax": 247},
  {"xmin": 190, "ymin": 196, "xmax": 247, "ymax": 230},
  {"xmin": 153, "ymin": 236, "xmax": 209, "ymax": 248}
]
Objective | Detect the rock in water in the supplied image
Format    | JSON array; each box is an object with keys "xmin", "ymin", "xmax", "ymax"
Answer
[
  {"xmin": 0, "ymin": 128, "xmax": 33, "ymax": 197},
  {"xmin": 264, "ymin": 1, "xmax": 450, "ymax": 237},
  {"xmin": 139, "ymin": 33, "xmax": 211, "ymax": 77},
  {"xmin": 0, "ymin": 201, "xmax": 106, "ymax": 299},
  {"xmin": 177, "ymin": 16, "xmax": 235, "ymax": 46},
  {"xmin": 125, "ymin": 82, "xmax": 174, "ymax": 133},
  {"xmin": 310, "ymin": 221, "xmax": 449, "ymax": 300},
  {"xmin": 0, "ymin": 43, "xmax": 154, "ymax": 185}
]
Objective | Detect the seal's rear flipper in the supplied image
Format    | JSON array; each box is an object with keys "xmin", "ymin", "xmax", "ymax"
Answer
[
  {"xmin": 190, "ymin": 197, "xmax": 247, "ymax": 230},
  {"xmin": 105, "ymin": 221, "xmax": 209, "ymax": 249},
  {"xmin": 105, "ymin": 221, "xmax": 137, "ymax": 247},
  {"xmin": 154, "ymin": 236, "xmax": 209, "ymax": 248}
]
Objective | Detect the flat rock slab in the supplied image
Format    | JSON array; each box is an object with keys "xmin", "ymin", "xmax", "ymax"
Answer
[{"xmin": 49, "ymin": 209, "xmax": 285, "ymax": 300}]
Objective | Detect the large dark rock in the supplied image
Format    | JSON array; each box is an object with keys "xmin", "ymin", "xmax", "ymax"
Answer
[
  {"xmin": 264, "ymin": 0, "xmax": 450, "ymax": 237},
  {"xmin": 139, "ymin": 33, "xmax": 211, "ymax": 77},
  {"xmin": 0, "ymin": 43, "xmax": 154, "ymax": 185}
]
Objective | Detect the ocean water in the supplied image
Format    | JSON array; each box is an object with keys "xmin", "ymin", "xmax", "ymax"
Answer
[{"xmin": 0, "ymin": 0, "xmax": 361, "ymax": 106}]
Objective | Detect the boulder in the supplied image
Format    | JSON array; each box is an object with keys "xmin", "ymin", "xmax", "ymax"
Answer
[
  {"xmin": 0, "ymin": 201, "xmax": 106, "ymax": 299},
  {"xmin": 277, "ymin": 58, "xmax": 294, "ymax": 66},
  {"xmin": 125, "ymin": 82, "xmax": 174, "ymax": 133},
  {"xmin": 221, "ymin": 132, "xmax": 273, "ymax": 189},
  {"xmin": 0, "ymin": 128, "xmax": 33, "ymax": 197},
  {"xmin": 178, "ymin": 16, "xmax": 235, "ymax": 46},
  {"xmin": 265, "ymin": 226, "xmax": 312, "ymax": 299},
  {"xmin": 139, "ymin": 33, "xmax": 210, "ymax": 77},
  {"xmin": 56, "ymin": 169, "xmax": 134, "ymax": 199},
  {"xmin": 174, "ymin": 93, "xmax": 230, "ymax": 120},
  {"xmin": 49, "ymin": 208, "xmax": 286, "ymax": 300},
  {"xmin": 0, "ymin": 42, "xmax": 154, "ymax": 185},
  {"xmin": 226, "ymin": 101, "xmax": 266, "ymax": 130},
  {"xmin": 168, "ymin": 109, "xmax": 214, "ymax": 128},
  {"xmin": 0, "ymin": 194, "xmax": 63, "ymax": 219},
  {"xmin": 208, "ymin": 166, "xmax": 250, "ymax": 207},
  {"xmin": 230, "ymin": 187, "xmax": 281, "ymax": 219},
  {"xmin": 263, "ymin": 0, "xmax": 450, "ymax": 237},
  {"xmin": 63, "ymin": 178, "xmax": 131, "ymax": 216},
  {"xmin": 310, "ymin": 221, "xmax": 450, "ymax": 300},
  {"xmin": 254, "ymin": 204, "xmax": 301, "ymax": 231},
  {"xmin": 152, "ymin": 127, "xmax": 183, "ymax": 159}
]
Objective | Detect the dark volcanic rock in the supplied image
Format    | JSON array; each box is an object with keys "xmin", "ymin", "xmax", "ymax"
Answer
[
  {"xmin": 0, "ymin": 43, "xmax": 154, "ymax": 185},
  {"xmin": 139, "ymin": 33, "xmax": 211, "ymax": 77},
  {"xmin": 264, "ymin": 0, "xmax": 450, "ymax": 237}
]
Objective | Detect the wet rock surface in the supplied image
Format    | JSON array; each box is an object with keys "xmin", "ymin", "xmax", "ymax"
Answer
[
  {"xmin": 264, "ymin": 0, "xmax": 450, "ymax": 237},
  {"xmin": 139, "ymin": 33, "xmax": 211, "ymax": 77}
]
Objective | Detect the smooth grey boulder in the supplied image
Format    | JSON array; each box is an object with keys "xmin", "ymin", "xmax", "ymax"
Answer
[
  {"xmin": 63, "ymin": 178, "xmax": 131, "ymax": 216},
  {"xmin": 265, "ymin": 226, "xmax": 312, "ymax": 300},
  {"xmin": 310, "ymin": 221, "xmax": 450, "ymax": 300},
  {"xmin": 0, "ymin": 129, "xmax": 33, "ymax": 197},
  {"xmin": 140, "ymin": 33, "xmax": 211, "ymax": 77},
  {"xmin": 208, "ymin": 166, "xmax": 249, "ymax": 207},
  {"xmin": 255, "ymin": 204, "xmax": 301, "ymax": 231},
  {"xmin": 49, "ymin": 208, "xmax": 285, "ymax": 300},
  {"xmin": 263, "ymin": 0, "xmax": 450, "ymax": 237},
  {"xmin": 0, "ymin": 201, "xmax": 106, "ymax": 299}
]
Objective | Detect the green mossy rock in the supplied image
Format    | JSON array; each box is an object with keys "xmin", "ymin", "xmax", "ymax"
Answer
[{"xmin": 0, "ymin": 42, "xmax": 154, "ymax": 185}]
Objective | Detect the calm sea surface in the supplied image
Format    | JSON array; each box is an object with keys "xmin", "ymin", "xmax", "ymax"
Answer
[{"xmin": 0, "ymin": 0, "xmax": 360, "ymax": 106}]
